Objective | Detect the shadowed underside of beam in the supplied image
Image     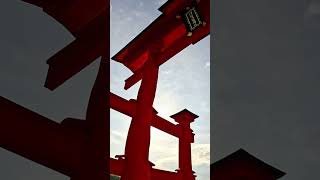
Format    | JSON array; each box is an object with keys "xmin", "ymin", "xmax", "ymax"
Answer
[
  {"xmin": 0, "ymin": 96, "xmax": 85, "ymax": 176},
  {"xmin": 22, "ymin": 0, "xmax": 107, "ymax": 35}
]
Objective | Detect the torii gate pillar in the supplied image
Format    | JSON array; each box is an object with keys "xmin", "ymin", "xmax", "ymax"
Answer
[
  {"xmin": 171, "ymin": 109, "xmax": 198, "ymax": 180},
  {"xmin": 121, "ymin": 51, "xmax": 159, "ymax": 180}
]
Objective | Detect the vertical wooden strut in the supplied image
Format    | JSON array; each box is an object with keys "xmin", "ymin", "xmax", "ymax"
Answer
[
  {"xmin": 121, "ymin": 51, "xmax": 159, "ymax": 180},
  {"xmin": 70, "ymin": 2, "xmax": 109, "ymax": 179},
  {"xmin": 77, "ymin": 58, "xmax": 109, "ymax": 180},
  {"xmin": 69, "ymin": 0, "xmax": 109, "ymax": 177},
  {"xmin": 171, "ymin": 109, "xmax": 198, "ymax": 180}
]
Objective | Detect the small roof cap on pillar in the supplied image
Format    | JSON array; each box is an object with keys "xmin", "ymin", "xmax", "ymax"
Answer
[{"xmin": 170, "ymin": 109, "xmax": 199, "ymax": 123}]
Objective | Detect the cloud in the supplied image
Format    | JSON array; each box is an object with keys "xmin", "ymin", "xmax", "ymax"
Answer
[
  {"xmin": 205, "ymin": 61, "xmax": 210, "ymax": 68},
  {"xmin": 191, "ymin": 144, "xmax": 210, "ymax": 166},
  {"xmin": 154, "ymin": 156, "xmax": 178, "ymax": 170},
  {"xmin": 111, "ymin": 130, "xmax": 126, "ymax": 139},
  {"xmin": 110, "ymin": 130, "xmax": 126, "ymax": 145},
  {"xmin": 149, "ymin": 128, "xmax": 210, "ymax": 176},
  {"xmin": 153, "ymin": 91, "xmax": 181, "ymax": 121},
  {"xmin": 150, "ymin": 142, "xmax": 210, "ymax": 169}
]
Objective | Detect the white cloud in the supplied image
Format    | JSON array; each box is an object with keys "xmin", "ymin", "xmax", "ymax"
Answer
[
  {"xmin": 153, "ymin": 91, "xmax": 181, "ymax": 121},
  {"xmin": 150, "ymin": 128, "xmax": 179, "ymax": 170},
  {"xmin": 149, "ymin": 129, "xmax": 210, "ymax": 174},
  {"xmin": 110, "ymin": 136, "xmax": 122, "ymax": 145},
  {"xmin": 205, "ymin": 61, "xmax": 210, "ymax": 68},
  {"xmin": 110, "ymin": 130, "xmax": 126, "ymax": 145},
  {"xmin": 111, "ymin": 130, "xmax": 126, "ymax": 139},
  {"xmin": 154, "ymin": 156, "xmax": 178, "ymax": 170},
  {"xmin": 191, "ymin": 144, "xmax": 210, "ymax": 166}
]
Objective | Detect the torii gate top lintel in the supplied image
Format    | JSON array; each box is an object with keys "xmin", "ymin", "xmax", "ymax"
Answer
[{"xmin": 111, "ymin": 0, "xmax": 210, "ymax": 90}]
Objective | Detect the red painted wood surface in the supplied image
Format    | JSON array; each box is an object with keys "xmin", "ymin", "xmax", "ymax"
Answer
[
  {"xmin": 120, "ymin": 58, "xmax": 159, "ymax": 180},
  {"xmin": 110, "ymin": 92, "xmax": 182, "ymax": 138},
  {"xmin": 112, "ymin": 0, "xmax": 210, "ymax": 90}
]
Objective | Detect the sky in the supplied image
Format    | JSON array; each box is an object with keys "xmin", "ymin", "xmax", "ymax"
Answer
[
  {"xmin": 212, "ymin": 0, "xmax": 320, "ymax": 179},
  {"xmin": 0, "ymin": 0, "xmax": 210, "ymax": 179}
]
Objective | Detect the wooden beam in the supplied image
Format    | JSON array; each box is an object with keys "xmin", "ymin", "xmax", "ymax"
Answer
[
  {"xmin": 0, "ymin": 97, "xmax": 85, "ymax": 176},
  {"xmin": 44, "ymin": 11, "xmax": 107, "ymax": 90},
  {"xmin": 124, "ymin": 70, "xmax": 143, "ymax": 90},
  {"xmin": 110, "ymin": 92, "xmax": 181, "ymax": 138},
  {"xmin": 22, "ymin": 0, "xmax": 107, "ymax": 35}
]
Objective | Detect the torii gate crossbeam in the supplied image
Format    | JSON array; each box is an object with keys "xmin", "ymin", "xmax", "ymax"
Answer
[{"xmin": 110, "ymin": 92, "xmax": 183, "ymax": 138}]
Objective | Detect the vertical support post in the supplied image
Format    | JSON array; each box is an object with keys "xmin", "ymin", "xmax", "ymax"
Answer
[
  {"xmin": 121, "ymin": 49, "xmax": 160, "ymax": 180},
  {"xmin": 171, "ymin": 109, "xmax": 199, "ymax": 180},
  {"xmin": 78, "ymin": 2, "xmax": 109, "ymax": 178}
]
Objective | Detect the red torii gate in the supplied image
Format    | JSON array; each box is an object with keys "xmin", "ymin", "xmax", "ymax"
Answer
[{"xmin": 110, "ymin": 0, "xmax": 210, "ymax": 180}]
